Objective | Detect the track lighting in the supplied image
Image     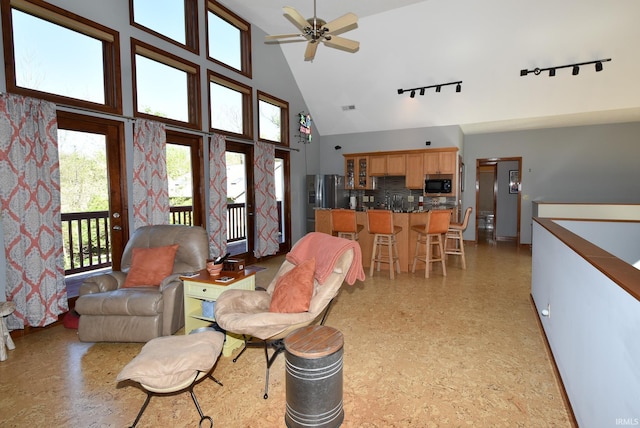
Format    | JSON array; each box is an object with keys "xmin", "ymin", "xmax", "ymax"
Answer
[
  {"xmin": 396, "ymin": 81, "xmax": 463, "ymax": 97},
  {"xmin": 520, "ymin": 58, "xmax": 611, "ymax": 77}
]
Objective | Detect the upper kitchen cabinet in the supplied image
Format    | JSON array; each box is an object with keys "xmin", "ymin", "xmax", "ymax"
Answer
[
  {"xmin": 369, "ymin": 156, "xmax": 386, "ymax": 176},
  {"xmin": 369, "ymin": 154, "xmax": 406, "ymax": 176},
  {"xmin": 387, "ymin": 154, "xmax": 406, "ymax": 175},
  {"xmin": 405, "ymin": 153, "xmax": 424, "ymax": 189},
  {"xmin": 345, "ymin": 155, "xmax": 371, "ymax": 189},
  {"xmin": 424, "ymin": 150, "xmax": 456, "ymax": 175}
]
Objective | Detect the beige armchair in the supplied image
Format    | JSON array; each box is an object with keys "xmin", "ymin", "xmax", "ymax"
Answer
[
  {"xmin": 75, "ymin": 224, "xmax": 208, "ymax": 343},
  {"xmin": 214, "ymin": 232, "xmax": 363, "ymax": 398}
]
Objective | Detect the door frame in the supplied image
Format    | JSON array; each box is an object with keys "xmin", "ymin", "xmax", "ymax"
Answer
[
  {"xmin": 56, "ymin": 111, "xmax": 128, "ymax": 270},
  {"xmin": 475, "ymin": 157, "xmax": 521, "ymax": 245}
]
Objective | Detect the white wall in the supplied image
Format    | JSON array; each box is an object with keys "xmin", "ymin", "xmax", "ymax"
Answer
[{"xmin": 532, "ymin": 221, "xmax": 640, "ymax": 427}]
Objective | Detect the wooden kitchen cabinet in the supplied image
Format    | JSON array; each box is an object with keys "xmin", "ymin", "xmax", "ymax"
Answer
[
  {"xmin": 424, "ymin": 151, "xmax": 456, "ymax": 175},
  {"xmin": 405, "ymin": 153, "xmax": 424, "ymax": 189},
  {"xmin": 369, "ymin": 156, "xmax": 386, "ymax": 176},
  {"xmin": 344, "ymin": 155, "xmax": 371, "ymax": 189},
  {"xmin": 386, "ymin": 154, "xmax": 406, "ymax": 175}
]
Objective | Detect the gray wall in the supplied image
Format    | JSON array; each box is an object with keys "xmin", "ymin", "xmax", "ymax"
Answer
[{"xmin": 461, "ymin": 122, "xmax": 640, "ymax": 244}]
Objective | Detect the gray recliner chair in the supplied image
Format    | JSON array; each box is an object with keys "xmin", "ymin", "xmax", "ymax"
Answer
[{"xmin": 75, "ymin": 224, "xmax": 208, "ymax": 342}]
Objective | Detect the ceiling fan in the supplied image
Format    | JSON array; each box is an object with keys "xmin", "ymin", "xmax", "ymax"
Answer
[{"xmin": 265, "ymin": 0, "xmax": 360, "ymax": 62}]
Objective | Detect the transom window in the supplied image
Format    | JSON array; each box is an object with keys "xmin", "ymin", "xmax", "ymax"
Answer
[
  {"xmin": 208, "ymin": 70, "xmax": 252, "ymax": 139},
  {"xmin": 258, "ymin": 91, "xmax": 289, "ymax": 146},
  {"xmin": 132, "ymin": 39, "xmax": 201, "ymax": 129},
  {"xmin": 1, "ymin": 0, "xmax": 121, "ymax": 114},
  {"xmin": 130, "ymin": 0, "xmax": 198, "ymax": 53},
  {"xmin": 206, "ymin": 1, "xmax": 252, "ymax": 78}
]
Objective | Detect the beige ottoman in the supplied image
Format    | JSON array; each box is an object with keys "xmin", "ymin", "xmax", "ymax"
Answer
[
  {"xmin": 117, "ymin": 330, "xmax": 225, "ymax": 428},
  {"xmin": 0, "ymin": 301, "xmax": 16, "ymax": 362}
]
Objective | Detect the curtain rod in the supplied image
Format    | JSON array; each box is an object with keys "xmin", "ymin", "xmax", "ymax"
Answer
[{"xmin": 54, "ymin": 103, "xmax": 300, "ymax": 152}]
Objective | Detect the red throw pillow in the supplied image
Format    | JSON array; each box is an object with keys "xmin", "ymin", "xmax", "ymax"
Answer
[
  {"xmin": 269, "ymin": 258, "xmax": 316, "ymax": 313},
  {"xmin": 123, "ymin": 244, "xmax": 179, "ymax": 288}
]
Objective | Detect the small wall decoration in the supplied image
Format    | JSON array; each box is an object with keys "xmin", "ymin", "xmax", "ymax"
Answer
[
  {"xmin": 509, "ymin": 170, "xmax": 519, "ymax": 194},
  {"xmin": 298, "ymin": 112, "xmax": 312, "ymax": 144}
]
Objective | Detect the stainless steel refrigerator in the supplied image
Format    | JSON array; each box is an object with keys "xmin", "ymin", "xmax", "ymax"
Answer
[{"xmin": 305, "ymin": 175, "xmax": 348, "ymax": 233}]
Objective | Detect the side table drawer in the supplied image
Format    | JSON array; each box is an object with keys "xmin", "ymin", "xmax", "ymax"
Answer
[{"xmin": 184, "ymin": 282, "xmax": 226, "ymax": 300}]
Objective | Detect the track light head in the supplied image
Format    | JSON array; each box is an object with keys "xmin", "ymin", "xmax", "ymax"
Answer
[
  {"xmin": 520, "ymin": 69, "xmax": 528, "ymax": 76},
  {"xmin": 549, "ymin": 68, "xmax": 556, "ymax": 77},
  {"xmin": 410, "ymin": 90, "xmax": 415, "ymax": 98},
  {"xmin": 572, "ymin": 65, "xmax": 580, "ymax": 75},
  {"xmin": 533, "ymin": 68, "xmax": 542, "ymax": 75},
  {"xmin": 595, "ymin": 61, "xmax": 603, "ymax": 72},
  {"xmin": 397, "ymin": 89, "xmax": 404, "ymax": 95},
  {"xmin": 435, "ymin": 86, "xmax": 441, "ymax": 93},
  {"xmin": 455, "ymin": 83, "xmax": 461, "ymax": 93},
  {"xmin": 419, "ymin": 88, "xmax": 425, "ymax": 96}
]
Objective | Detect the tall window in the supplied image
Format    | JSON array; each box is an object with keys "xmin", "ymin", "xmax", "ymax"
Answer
[
  {"xmin": 1, "ymin": 0, "xmax": 121, "ymax": 114},
  {"xmin": 208, "ymin": 70, "xmax": 252, "ymax": 139},
  {"xmin": 132, "ymin": 39, "xmax": 201, "ymax": 129},
  {"xmin": 130, "ymin": 0, "xmax": 198, "ymax": 53},
  {"xmin": 166, "ymin": 131, "xmax": 204, "ymax": 227},
  {"xmin": 258, "ymin": 91, "xmax": 289, "ymax": 146},
  {"xmin": 206, "ymin": 1, "xmax": 252, "ymax": 77}
]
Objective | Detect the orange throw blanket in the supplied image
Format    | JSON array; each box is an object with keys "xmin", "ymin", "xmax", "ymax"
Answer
[{"xmin": 286, "ymin": 232, "xmax": 365, "ymax": 285}]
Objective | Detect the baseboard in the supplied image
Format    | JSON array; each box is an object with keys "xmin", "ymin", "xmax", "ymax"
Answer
[{"xmin": 530, "ymin": 295, "xmax": 578, "ymax": 427}]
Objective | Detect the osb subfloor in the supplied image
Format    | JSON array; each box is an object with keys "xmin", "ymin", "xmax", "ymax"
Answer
[{"xmin": 0, "ymin": 240, "xmax": 573, "ymax": 427}]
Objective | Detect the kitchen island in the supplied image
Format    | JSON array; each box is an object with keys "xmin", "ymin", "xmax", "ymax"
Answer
[{"xmin": 315, "ymin": 208, "xmax": 455, "ymax": 273}]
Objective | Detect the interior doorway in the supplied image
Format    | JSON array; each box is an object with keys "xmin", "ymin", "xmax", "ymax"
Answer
[{"xmin": 475, "ymin": 157, "xmax": 521, "ymax": 245}]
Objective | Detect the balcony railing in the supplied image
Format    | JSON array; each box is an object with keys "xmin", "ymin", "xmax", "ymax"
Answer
[{"xmin": 62, "ymin": 202, "xmax": 282, "ymax": 276}]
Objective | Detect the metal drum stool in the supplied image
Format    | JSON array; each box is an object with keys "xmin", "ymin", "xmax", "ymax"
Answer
[{"xmin": 284, "ymin": 325, "xmax": 344, "ymax": 428}]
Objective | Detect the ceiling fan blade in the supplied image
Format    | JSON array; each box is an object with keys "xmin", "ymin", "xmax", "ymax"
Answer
[
  {"xmin": 323, "ymin": 12, "xmax": 358, "ymax": 36},
  {"xmin": 283, "ymin": 6, "xmax": 310, "ymax": 32},
  {"xmin": 304, "ymin": 41, "xmax": 319, "ymax": 61},
  {"xmin": 265, "ymin": 33, "xmax": 305, "ymax": 40},
  {"xmin": 323, "ymin": 36, "xmax": 360, "ymax": 53}
]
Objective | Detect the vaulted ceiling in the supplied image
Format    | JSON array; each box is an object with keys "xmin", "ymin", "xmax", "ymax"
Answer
[{"xmin": 218, "ymin": 0, "xmax": 640, "ymax": 136}]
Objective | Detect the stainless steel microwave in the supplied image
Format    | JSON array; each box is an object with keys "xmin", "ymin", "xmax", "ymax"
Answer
[{"xmin": 425, "ymin": 178, "xmax": 452, "ymax": 193}]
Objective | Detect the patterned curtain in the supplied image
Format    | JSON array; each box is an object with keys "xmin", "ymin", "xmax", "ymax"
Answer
[
  {"xmin": 208, "ymin": 133, "xmax": 227, "ymax": 259},
  {"xmin": 0, "ymin": 93, "xmax": 67, "ymax": 329},
  {"xmin": 132, "ymin": 119, "xmax": 169, "ymax": 230},
  {"xmin": 253, "ymin": 141, "xmax": 279, "ymax": 257}
]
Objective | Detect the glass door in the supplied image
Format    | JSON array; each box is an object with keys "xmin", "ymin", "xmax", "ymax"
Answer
[{"xmin": 226, "ymin": 142, "xmax": 255, "ymax": 262}]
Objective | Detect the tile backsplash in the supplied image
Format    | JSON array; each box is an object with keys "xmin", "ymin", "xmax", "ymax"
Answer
[{"xmin": 348, "ymin": 176, "xmax": 456, "ymax": 211}]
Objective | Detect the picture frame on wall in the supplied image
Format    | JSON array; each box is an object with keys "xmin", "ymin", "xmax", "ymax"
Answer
[{"xmin": 509, "ymin": 170, "xmax": 519, "ymax": 194}]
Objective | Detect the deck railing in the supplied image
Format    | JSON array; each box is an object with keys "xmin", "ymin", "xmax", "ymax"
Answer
[{"xmin": 62, "ymin": 202, "xmax": 282, "ymax": 276}]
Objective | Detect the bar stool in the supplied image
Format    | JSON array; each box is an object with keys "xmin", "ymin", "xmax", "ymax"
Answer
[
  {"xmin": 411, "ymin": 210, "xmax": 451, "ymax": 278},
  {"xmin": 331, "ymin": 209, "xmax": 363, "ymax": 241},
  {"xmin": 445, "ymin": 207, "xmax": 472, "ymax": 269},
  {"xmin": 366, "ymin": 209, "xmax": 402, "ymax": 279}
]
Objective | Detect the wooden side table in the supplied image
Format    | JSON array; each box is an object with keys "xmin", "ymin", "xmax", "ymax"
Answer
[
  {"xmin": 181, "ymin": 270, "xmax": 255, "ymax": 357},
  {"xmin": 0, "ymin": 301, "xmax": 16, "ymax": 362}
]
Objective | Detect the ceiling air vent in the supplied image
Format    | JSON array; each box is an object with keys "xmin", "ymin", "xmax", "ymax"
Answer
[{"xmin": 341, "ymin": 105, "xmax": 356, "ymax": 111}]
